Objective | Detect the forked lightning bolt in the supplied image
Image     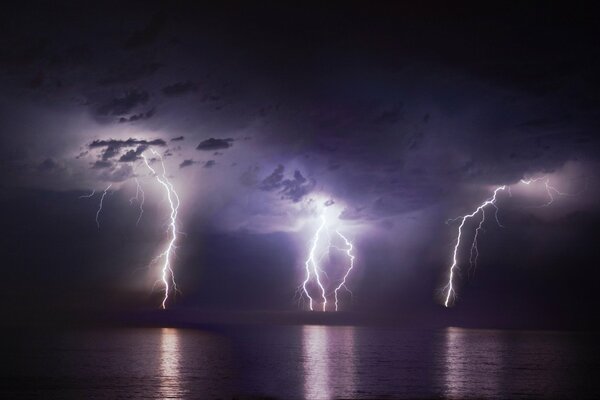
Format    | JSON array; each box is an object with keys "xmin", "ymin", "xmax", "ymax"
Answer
[
  {"xmin": 520, "ymin": 176, "xmax": 571, "ymax": 207},
  {"xmin": 442, "ymin": 176, "xmax": 575, "ymax": 307},
  {"xmin": 443, "ymin": 185, "xmax": 506, "ymax": 307},
  {"xmin": 333, "ymin": 231, "xmax": 355, "ymax": 312},
  {"xmin": 95, "ymin": 184, "xmax": 112, "ymax": 229},
  {"xmin": 142, "ymin": 149, "xmax": 180, "ymax": 309},
  {"xmin": 300, "ymin": 216, "xmax": 356, "ymax": 311},
  {"xmin": 302, "ymin": 215, "xmax": 328, "ymax": 311}
]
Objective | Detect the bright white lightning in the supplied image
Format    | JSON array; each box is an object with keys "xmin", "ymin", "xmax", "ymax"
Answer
[
  {"xmin": 129, "ymin": 177, "xmax": 145, "ymax": 225},
  {"xmin": 442, "ymin": 175, "xmax": 577, "ymax": 307},
  {"xmin": 302, "ymin": 215, "xmax": 328, "ymax": 311},
  {"xmin": 443, "ymin": 185, "xmax": 506, "ymax": 307},
  {"xmin": 142, "ymin": 149, "xmax": 180, "ymax": 309},
  {"xmin": 333, "ymin": 231, "xmax": 355, "ymax": 312},
  {"xmin": 300, "ymin": 215, "xmax": 356, "ymax": 312},
  {"xmin": 95, "ymin": 184, "xmax": 112, "ymax": 230}
]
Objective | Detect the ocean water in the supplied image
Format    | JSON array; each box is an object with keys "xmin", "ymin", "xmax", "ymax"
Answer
[{"xmin": 1, "ymin": 325, "xmax": 599, "ymax": 399}]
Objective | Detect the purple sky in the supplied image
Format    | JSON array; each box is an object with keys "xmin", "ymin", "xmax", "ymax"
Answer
[{"xmin": 1, "ymin": 2, "xmax": 599, "ymax": 328}]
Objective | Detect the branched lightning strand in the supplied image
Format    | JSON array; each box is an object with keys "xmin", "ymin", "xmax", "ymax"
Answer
[
  {"xmin": 520, "ymin": 176, "xmax": 570, "ymax": 207},
  {"xmin": 129, "ymin": 177, "xmax": 145, "ymax": 225},
  {"xmin": 443, "ymin": 186, "xmax": 506, "ymax": 307},
  {"xmin": 79, "ymin": 189, "xmax": 95, "ymax": 199},
  {"xmin": 302, "ymin": 215, "xmax": 328, "ymax": 311},
  {"xmin": 300, "ymin": 216, "xmax": 356, "ymax": 312},
  {"xmin": 442, "ymin": 175, "xmax": 578, "ymax": 307},
  {"xmin": 142, "ymin": 149, "xmax": 180, "ymax": 309},
  {"xmin": 333, "ymin": 231, "xmax": 355, "ymax": 312},
  {"xmin": 95, "ymin": 184, "xmax": 112, "ymax": 230}
]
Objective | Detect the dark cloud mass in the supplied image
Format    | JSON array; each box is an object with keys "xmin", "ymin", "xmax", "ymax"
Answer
[
  {"xmin": 89, "ymin": 138, "xmax": 166, "ymax": 161},
  {"xmin": 259, "ymin": 165, "xmax": 314, "ymax": 202},
  {"xmin": 196, "ymin": 138, "xmax": 234, "ymax": 151},
  {"xmin": 118, "ymin": 145, "xmax": 147, "ymax": 162},
  {"xmin": 118, "ymin": 108, "xmax": 155, "ymax": 123},
  {"xmin": 179, "ymin": 159, "xmax": 197, "ymax": 168}
]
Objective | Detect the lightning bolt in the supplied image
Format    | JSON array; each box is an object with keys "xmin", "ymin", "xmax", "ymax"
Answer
[
  {"xmin": 142, "ymin": 149, "xmax": 180, "ymax": 309},
  {"xmin": 333, "ymin": 231, "xmax": 355, "ymax": 312},
  {"xmin": 78, "ymin": 189, "xmax": 95, "ymax": 199},
  {"xmin": 300, "ymin": 215, "xmax": 356, "ymax": 312},
  {"xmin": 442, "ymin": 175, "xmax": 579, "ymax": 307},
  {"xmin": 443, "ymin": 185, "xmax": 506, "ymax": 307},
  {"xmin": 95, "ymin": 184, "xmax": 112, "ymax": 230},
  {"xmin": 520, "ymin": 176, "xmax": 571, "ymax": 207},
  {"xmin": 129, "ymin": 177, "xmax": 145, "ymax": 225},
  {"xmin": 302, "ymin": 215, "xmax": 328, "ymax": 311}
]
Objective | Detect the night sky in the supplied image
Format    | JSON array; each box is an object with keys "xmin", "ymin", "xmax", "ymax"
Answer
[{"xmin": 1, "ymin": 2, "xmax": 599, "ymax": 329}]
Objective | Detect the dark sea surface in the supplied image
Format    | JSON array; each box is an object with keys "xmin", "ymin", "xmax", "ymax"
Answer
[{"xmin": 1, "ymin": 325, "xmax": 599, "ymax": 399}]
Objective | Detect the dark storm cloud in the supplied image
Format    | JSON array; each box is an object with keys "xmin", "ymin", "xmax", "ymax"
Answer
[
  {"xmin": 89, "ymin": 138, "xmax": 166, "ymax": 149},
  {"xmin": 196, "ymin": 138, "xmax": 234, "ymax": 151},
  {"xmin": 162, "ymin": 81, "xmax": 197, "ymax": 97},
  {"xmin": 179, "ymin": 159, "xmax": 197, "ymax": 168},
  {"xmin": 96, "ymin": 90, "xmax": 149, "ymax": 116},
  {"xmin": 204, "ymin": 160, "xmax": 216, "ymax": 168},
  {"xmin": 171, "ymin": 136, "xmax": 185, "ymax": 142},
  {"xmin": 118, "ymin": 108, "xmax": 155, "ymax": 123},
  {"xmin": 280, "ymin": 170, "xmax": 313, "ymax": 202},
  {"xmin": 118, "ymin": 145, "xmax": 147, "ymax": 162},
  {"xmin": 89, "ymin": 138, "xmax": 166, "ymax": 161},
  {"xmin": 259, "ymin": 165, "xmax": 284, "ymax": 191},
  {"xmin": 259, "ymin": 165, "xmax": 314, "ymax": 202}
]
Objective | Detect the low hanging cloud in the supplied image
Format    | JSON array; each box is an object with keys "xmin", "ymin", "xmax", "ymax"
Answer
[
  {"xmin": 196, "ymin": 138, "xmax": 234, "ymax": 151},
  {"xmin": 259, "ymin": 165, "xmax": 314, "ymax": 202},
  {"xmin": 118, "ymin": 145, "xmax": 148, "ymax": 162},
  {"xmin": 88, "ymin": 138, "xmax": 166, "ymax": 161},
  {"xmin": 118, "ymin": 108, "xmax": 155, "ymax": 123},
  {"xmin": 179, "ymin": 159, "xmax": 198, "ymax": 169}
]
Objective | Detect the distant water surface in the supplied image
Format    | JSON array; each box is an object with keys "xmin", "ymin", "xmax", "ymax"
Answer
[{"xmin": 1, "ymin": 325, "xmax": 599, "ymax": 399}]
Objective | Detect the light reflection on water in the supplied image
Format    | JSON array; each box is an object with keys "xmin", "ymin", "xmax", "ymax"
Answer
[
  {"xmin": 302, "ymin": 325, "xmax": 356, "ymax": 400},
  {"xmin": 444, "ymin": 327, "xmax": 503, "ymax": 399},
  {"xmin": 2, "ymin": 325, "xmax": 598, "ymax": 399},
  {"xmin": 158, "ymin": 328, "xmax": 182, "ymax": 399}
]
